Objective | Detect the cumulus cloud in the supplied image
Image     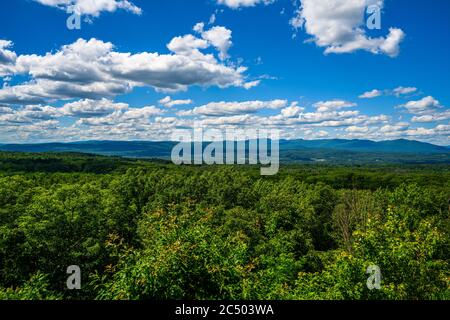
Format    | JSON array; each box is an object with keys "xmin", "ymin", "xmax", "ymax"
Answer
[
  {"xmin": 159, "ymin": 96, "xmax": 193, "ymax": 108},
  {"xmin": 291, "ymin": 0, "xmax": 405, "ymax": 57},
  {"xmin": 399, "ymin": 96, "xmax": 443, "ymax": 114},
  {"xmin": 62, "ymin": 98, "xmax": 128, "ymax": 117},
  {"xmin": 216, "ymin": 0, "xmax": 275, "ymax": 9},
  {"xmin": 0, "ymin": 98, "xmax": 164, "ymax": 127},
  {"xmin": 0, "ymin": 35, "xmax": 255, "ymax": 104},
  {"xmin": 360, "ymin": 86, "xmax": 418, "ymax": 99},
  {"xmin": 199, "ymin": 114, "xmax": 254, "ymax": 125},
  {"xmin": 0, "ymin": 104, "xmax": 62, "ymax": 125},
  {"xmin": 312, "ymin": 114, "xmax": 386, "ymax": 128},
  {"xmin": 76, "ymin": 106, "xmax": 163, "ymax": 126},
  {"xmin": 359, "ymin": 89, "xmax": 382, "ymax": 99},
  {"xmin": 19, "ymin": 104, "xmax": 62, "ymax": 120},
  {"xmin": 411, "ymin": 110, "xmax": 450, "ymax": 123},
  {"xmin": 313, "ymin": 100, "xmax": 357, "ymax": 112},
  {"xmin": 32, "ymin": 0, "xmax": 142, "ymax": 17},
  {"xmin": 379, "ymin": 122, "xmax": 409, "ymax": 133},
  {"xmin": 1, "ymin": 95, "xmax": 448, "ymax": 145},
  {"xmin": 167, "ymin": 34, "xmax": 209, "ymax": 59},
  {"xmin": 393, "ymin": 86, "xmax": 417, "ymax": 97},
  {"xmin": 293, "ymin": 101, "xmax": 388, "ymax": 128},
  {"xmin": 404, "ymin": 127, "xmax": 437, "ymax": 137},
  {"xmin": 0, "ymin": 79, "xmax": 131, "ymax": 104},
  {"xmin": 336, "ymin": 121, "xmax": 450, "ymax": 144},
  {"xmin": 345, "ymin": 125, "xmax": 370, "ymax": 133},
  {"xmin": 0, "ymin": 40, "xmax": 17, "ymax": 76},
  {"xmin": 181, "ymin": 99, "xmax": 287, "ymax": 117},
  {"xmin": 243, "ymin": 80, "xmax": 261, "ymax": 89},
  {"xmin": 280, "ymin": 103, "xmax": 304, "ymax": 118},
  {"xmin": 192, "ymin": 23, "xmax": 233, "ymax": 60},
  {"xmin": 0, "ymin": 106, "xmax": 13, "ymax": 114},
  {"xmin": 298, "ymin": 110, "xmax": 359, "ymax": 124},
  {"xmin": 386, "ymin": 95, "xmax": 450, "ymax": 141}
]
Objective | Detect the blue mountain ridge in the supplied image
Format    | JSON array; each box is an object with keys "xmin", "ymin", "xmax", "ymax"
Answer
[{"xmin": 0, "ymin": 139, "xmax": 448, "ymax": 155}]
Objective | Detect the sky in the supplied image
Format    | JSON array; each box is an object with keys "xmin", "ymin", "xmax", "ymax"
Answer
[{"xmin": 0, "ymin": 0, "xmax": 449, "ymax": 145}]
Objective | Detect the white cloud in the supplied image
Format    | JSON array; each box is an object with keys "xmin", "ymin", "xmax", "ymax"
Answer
[
  {"xmin": 379, "ymin": 122, "xmax": 409, "ymax": 133},
  {"xmin": 405, "ymin": 127, "xmax": 436, "ymax": 137},
  {"xmin": 243, "ymin": 80, "xmax": 261, "ymax": 89},
  {"xmin": 359, "ymin": 89, "xmax": 382, "ymax": 99},
  {"xmin": 0, "ymin": 40, "xmax": 17, "ymax": 76},
  {"xmin": 294, "ymin": 109, "xmax": 388, "ymax": 128},
  {"xmin": 345, "ymin": 125, "xmax": 370, "ymax": 133},
  {"xmin": 280, "ymin": 103, "xmax": 304, "ymax": 118},
  {"xmin": 398, "ymin": 96, "xmax": 450, "ymax": 123},
  {"xmin": 183, "ymin": 99, "xmax": 287, "ymax": 117},
  {"xmin": 166, "ymin": 34, "xmax": 209, "ymax": 59},
  {"xmin": 292, "ymin": 0, "xmax": 405, "ymax": 57},
  {"xmin": 393, "ymin": 86, "xmax": 417, "ymax": 97},
  {"xmin": 0, "ymin": 104, "xmax": 61, "ymax": 124},
  {"xmin": 76, "ymin": 106, "xmax": 163, "ymax": 126},
  {"xmin": 0, "ymin": 40, "xmax": 16, "ymax": 63},
  {"xmin": 0, "ymin": 113, "xmax": 35, "ymax": 125},
  {"xmin": 435, "ymin": 124, "xmax": 450, "ymax": 134},
  {"xmin": 32, "ymin": 0, "xmax": 142, "ymax": 17},
  {"xmin": 364, "ymin": 114, "xmax": 390, "ymax": 124},
  {"xmin": 0, "ymin": 106, "xmax": 12, "ymax": 114},
  {"xmin": 312, "ymin": 130, "xmax": 329, "ymax": 138},
  {"xmin": 412, "ymin": 110, "xmax": 450, "ymax": 123},
  {"xmin": 399, "ymin": 96, "xmax": 443, "ymax": 114},
  {"xmin": 159, "ymin": 96, "xmax": 193, "ymax": 108},
  {"xmin": 0, "ymin": 99, "xmax": 159, "ymax": 126},
  {"xmin": 216, "ymin": 0, "xmax": 275, "ymax": 9},
  {"xmin": 19, "ymin": 105, "xmax": 62, "ymax": 120},
  {"xmin": 193, "ymin": 23, "xmax": 233, "ymax": 60},
  {"xmin": 298, "ymin": 110, "xmax": 360, "ymax": 124},
  {"xmin": 0, "ymin": 79, "xmax": 131, "ymax": 104},
  {"xmin": 62, "ymin": 98, "xmax": 128, "ymax": 117},
  {"xmin": 1, "ymin": 96, "xmax": 448, "ymax": 145},
  {"xmin": 313, "ymin": 100, "xmax": 357, "ymax": 112},
  {"xmin": 360, "ymin": 86, "xmax": 418, "ymax": 99},
  {"xmin": 0, "ymin": 35, "xmax": 255, "ymax": 103},
  {"xmin": 4, "ymin": 120, "xmax": 61, "ymax": 139},
  {"xmin": 200, "ymin": 114, "xmax": 253, "ymax": 125},
  {"xmin": 365, "ymin": 121, "xmax": 450, "ymax": 143}
]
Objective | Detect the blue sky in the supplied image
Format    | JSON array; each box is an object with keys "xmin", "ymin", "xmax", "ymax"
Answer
[{"xmin": 0, "ymin": 0, "xmax": 449, "ymax": 144}]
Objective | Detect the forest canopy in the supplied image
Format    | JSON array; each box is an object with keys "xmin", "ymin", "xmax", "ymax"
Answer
[{"xmin": 0, "ymin": 152, "xmax": 448, "ymax": 300}]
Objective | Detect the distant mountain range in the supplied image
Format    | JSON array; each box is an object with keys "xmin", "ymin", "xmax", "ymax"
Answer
[
  {"xmin": 0, "ymin": 141, "xmax": 176, "ymax": 158},
  {"xmin": 0, "ymin": 139, "xmax": 449, "ymax": 164},
  {"xmin": 279, "ymin": 139, "xmax": 449, "ymax": 153}
]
